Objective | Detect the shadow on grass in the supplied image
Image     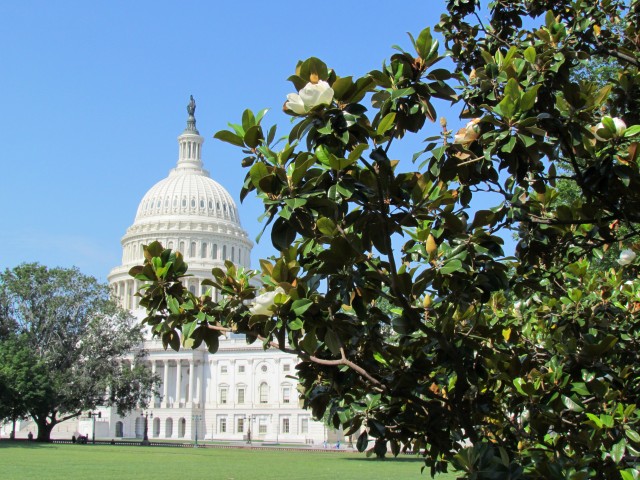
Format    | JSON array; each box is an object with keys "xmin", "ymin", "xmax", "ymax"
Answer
[
  {"xmin": 0, "ymin": 440, "xmax": 57, "ymax": 449},
  {"xmin": 338, "ymin": 455, "xmax": 425, "ymax": 464}
]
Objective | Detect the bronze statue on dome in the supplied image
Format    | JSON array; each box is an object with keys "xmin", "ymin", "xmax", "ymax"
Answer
[{"xmin": 187, "ymin": 95, "xmax": 196, "ymax": 116}]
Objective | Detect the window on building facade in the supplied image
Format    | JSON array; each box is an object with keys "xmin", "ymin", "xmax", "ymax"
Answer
[
  {"xmin": 259, "ymin": 382, "xmax": 268, "ymax": 403},
  {"xmin": 221, "ymin": 365, "xmax": 228, "ymax": 374},
  {"xmin": 282, "ymin": 418, "xmax": 290, "ymax": 434},
  {"xmin": 179, "ymin": 241, "xmax": 185, "ymax": 253},
  {"xmin": 261, "ymin": 364, "xmax": 268, "ymax": 373},
  {"xmin": 189, "ymin": 285, "xmax": 195, "ymax": 294},
  {"xmin": 201, "ymin": 243, "xmax": 207, "ymax": 258},
  {"xmin": 237, "ymin": 417, "xmax": 244, "ymax": 433},
  {"xmin": 220, "ymin": 387, "xmax": 228, "ymax": 404},
  {"xmin": 259, "ymin": 418, "xmax": 267, "ymax": 434},
  {"xmin": 219, "ymin": 418, "xmax": 226, "ymax": 433},
  {"xmin": 238, "ymin": 365, "xmax": 245, "ymax": 373},
  {"xmin": 190, "ymin": 242, "xmax": 196, "ymax": 257},
  {"xmin": 237, "ymin": 387, "xmax": 245, "ymax": 404},
  {"xmin": 300, "ymin": 417, "xmax": 309, "ymax": 434},
  {"xmin": 223, "ymin": 245, "xmax": 227, "ymax": 260},
  {"xmin": 283, "ymin": 363, "xmax": 290, "ymax": 372},
  {"xmin": 212, "ymin": 244, "xmax": 218, "ymax": 259},
  {"xmin": 282, "ymin": 386, "xmax": 291, "ymax": 404}
]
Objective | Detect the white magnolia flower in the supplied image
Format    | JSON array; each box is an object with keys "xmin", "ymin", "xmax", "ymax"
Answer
[
  {"xmin": 618, "ymin": 249, "xmax": 637, "ymax": 266},
  {"xmin": 285, "ymin": 80, "xmax": 334, "ymax": 114},
  {"xmin": 249, "ymin": 287, "xmax": 285, "ymax": 316},
  {"xmin": 594, "ymin": 116, "xmax": 627, "ymax": 141},
  {"xmin": 453, "ymin": 118, "xmax": 481, "ymax": 145}
]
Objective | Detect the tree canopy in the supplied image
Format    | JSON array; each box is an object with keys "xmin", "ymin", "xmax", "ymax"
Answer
[
  {"xmin": 0, "ymin": 263, "xmax": 156, "ymax": 441},
  {"xmin": 132, "ymin": 1, "xmax": 640, "ymax": 478}
]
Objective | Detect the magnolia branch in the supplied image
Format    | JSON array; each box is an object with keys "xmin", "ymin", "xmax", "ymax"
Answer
[{"xmin": 205, "ymin": 323, "xmax": 384, "ymax": 390}]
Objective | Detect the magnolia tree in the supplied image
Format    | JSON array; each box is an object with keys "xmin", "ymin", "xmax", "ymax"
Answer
[{"xmin": 132, "ymin": 1, "xmax": 640, "ymax": 477}]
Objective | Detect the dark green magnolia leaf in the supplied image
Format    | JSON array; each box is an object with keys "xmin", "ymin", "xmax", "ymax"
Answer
[
  {"xmin": 440, "ymin": 259, "xmax": 464, "ymax": 275},
  {"xmin": 377, "ymin": 112, "xmax": 396, "ymax": 135},
  {"xmin": 288, "ymin": 318, "xmax": 304, "ymax": 331},
  {"xmin": 207, "ymin": 334, "xmax": 220, "ymax": 354},
  {"xmin": 611, "ymin": 439, "xmax": 627, "ymax": 464},
  {"xmin": 244, "ymin": 125, "xmax": 264, "ymax": 149},
  {"xmin": 181, "ymin": 320, "xmax": 198, "ymax": 343},
  {"xmin": 317, "ymin": 217, "xmax": 337, "ymax": 236},
  {"xmin": 324, "ymin": 329, "xmax": 341, "ymax": 355},
  {"xmin": 291, "ymin": 298, "xmax": 313, "ymax": 316},
  {"xmin": 561, "ymin": 395, "xmax": 583, "ymax": 412},
  {"xmin": 242, "ymin": 109, "xmax": 256, "ymax": 132},
  {"xmin": 249, "ymin": 162, "xmax": 270, "ymax": 189},
  {"xmin": 356, "ymin": 431, "xmax": 369, "ymax": 452},
  {"xmin": 271, "ymin": 217, "xmax": 297, "ymax": 251},
  {"xmin": 214, "ymin": 129, "xmax": 245, "ymax": 147}
]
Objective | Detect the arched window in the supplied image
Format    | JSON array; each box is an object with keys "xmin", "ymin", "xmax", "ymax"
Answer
[
  {"xmin": 259, "ymin": 382, "xmax": 269, "ymax": 403},
  {"xmin": 179, "ymin": 241, "xmax": 185, "ymax": 254},
  {"xmin": 231, "ymin": 247, "xmax": 235, "ymax": 262},
  {"xmin": 135, "ymin": 417, "xmax": 144, "ymax": 438},
  {"xmin": 153, "ymin": 417, "xmax": 160, "ymax": 438},
  {"xmin": 212, "ymin": 244, "xmax": 218, "ymax": 259},
  {"xmin": 189, "ymin": 285, "xmax": 195, "ymax": 295},
  {"xmin": 190, "ymin": 242, "xmax": 196, "ymax": 257},
  {"xmin": 200, "ymin": 199, "xmax": 204, "ymax": 208},
  {"xmin": 238, "ymin": 248, "xmax": 242, "ymax": 264},
  {"xmin": 182, "ymin": 198, "xmax": 187, "ymax": 207},
  {"xmin": 165, "ymin": 418, "xmax": 173, "ymax": 438},
  {"xmin": 115, "ymin": 421, "xmax": 124, "ymax": 438},
  {"xmin": 191, "ymin": 199, "xmax": 196, "ymax": 208},
  {"xmin": 223, "ymin": 245, "xmax": 227, "ymax": 260},
  {"xmin": 178, "ymin": 418, "xmax": 186, "ymax": 438},
  {"xmin": 201, "ymin": 243, "xmax": 207, "ymax": 258},
  {"xmin": 168, "ymin": 241, "xmax": 174, "ymax": 250}
]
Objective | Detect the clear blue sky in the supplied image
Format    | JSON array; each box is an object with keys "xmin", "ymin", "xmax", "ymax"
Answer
[{"xmin": 0, "ymin": 1, "xmax": 474, "ymax": 282}]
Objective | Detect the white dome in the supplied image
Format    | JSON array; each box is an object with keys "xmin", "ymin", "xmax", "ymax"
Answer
[
  {"xmin": 134, "ymin": 166, "xmax": 241, "ymax": 227},
  {"xmin": 108, "ymin": 103, "xmax": 253, "ymax": 286}
]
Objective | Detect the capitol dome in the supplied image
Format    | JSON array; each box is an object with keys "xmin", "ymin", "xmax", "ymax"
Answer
[{"xmin": 108, "ymin": 97, "xmax": 253, "ymax": 309}]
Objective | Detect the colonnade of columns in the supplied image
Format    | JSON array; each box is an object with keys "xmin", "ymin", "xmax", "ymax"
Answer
[{"xmin": 152, "ymin": 358, "xmax": 203, "ymax": 409}]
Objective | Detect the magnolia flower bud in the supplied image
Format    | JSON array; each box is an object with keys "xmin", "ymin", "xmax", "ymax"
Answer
[
  {"xmin": 594, "ymin": 116, "xmax": 627, "ymax": 141},
  {"xmin": 249, "ymin": 287, "xmax": 285, "ymax": 316},
  {"xmin": 423, "ymin": 294, "xmax": 432, "ymax": 308},
  {"xmin": 618, "ymin": 249, "xmax": 637, "ymax": 266},
  {"xmin": 285, "ymin": 80, "xmax": 334, "ymax": 115},
  {"xmin": 453, "ymin": 118, "xmax": 481, "ymax": 145}
]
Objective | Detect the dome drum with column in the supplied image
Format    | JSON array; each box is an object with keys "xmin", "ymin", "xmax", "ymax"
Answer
[{"xmin": 99, "ymin": 98, "xmax": 335, "ymax": 446}]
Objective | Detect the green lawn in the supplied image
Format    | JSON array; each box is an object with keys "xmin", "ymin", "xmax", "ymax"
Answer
[{"xmin": 0, "ymin": 442, "xmax": 458, "ymax": 480}]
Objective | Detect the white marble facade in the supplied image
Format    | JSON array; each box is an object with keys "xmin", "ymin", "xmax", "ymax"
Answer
[{"xmin": 103, "ymin": 103, "xmax": 330, "ymax": 444}]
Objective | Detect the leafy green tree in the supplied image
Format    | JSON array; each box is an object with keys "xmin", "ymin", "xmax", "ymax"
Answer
[
  {"xmin": 132, "ymin": 1, "xmax": 640, "ymax": 477},
  {"xmin": 0, "ymin": 263, "xmax": 156, "ymax": 441}
]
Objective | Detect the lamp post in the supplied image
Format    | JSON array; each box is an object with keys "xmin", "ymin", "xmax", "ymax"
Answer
[
  {"xmin": 87, "ymin": 411, "xmax": 101, "ymax": 445},
  {"xmin": 245, "ymin": 414, "xmax": 252, "ymax": 445},
  {"xmin": 192, "ymin": 414, "xmax": 201, "ymax": 448},
  {"xmin": 141, "ymin": 410, "xmax": 152, "ymax": 446}
]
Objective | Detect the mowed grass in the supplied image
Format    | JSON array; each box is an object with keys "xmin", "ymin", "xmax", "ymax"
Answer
[{"xmin": 0, "ymin": 442, "xmax": 458, "ymax": 480}]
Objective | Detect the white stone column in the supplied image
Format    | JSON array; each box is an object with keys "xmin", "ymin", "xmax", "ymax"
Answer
[
  {"xmin": 176, "ymin": 360, "xmax": 182, "ymax": 407},
  {"xmin": 124, "ymin": 280, "xmax": 129, "ymax": 310},
  {"xmin": 162, "ymin": 360, "xmax": 169, "ymax": 408},
  {"xmin": 195, "ymin": 361, "xmax": 202, "ymax": 407},
  {"xmin": 188, "ymin": 360, "xmax": 194, "ymax": 406},
  {"xmin": 151, "ymin": 361, "xmax": 157, "ymax": 406}
]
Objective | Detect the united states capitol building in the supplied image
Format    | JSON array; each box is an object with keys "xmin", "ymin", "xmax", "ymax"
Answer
[{"xmin": 4, "ymin": 100, "xmax": 336, "ymax": 444}]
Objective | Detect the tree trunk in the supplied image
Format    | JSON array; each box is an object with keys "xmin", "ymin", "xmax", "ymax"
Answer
[
  {"xmin": 10, "ymin": 418, "xmax": 16, "ymax": 439},
  {"xmin": 35, "ymin": 418, "xmax": 55, "ymax": 442}
]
